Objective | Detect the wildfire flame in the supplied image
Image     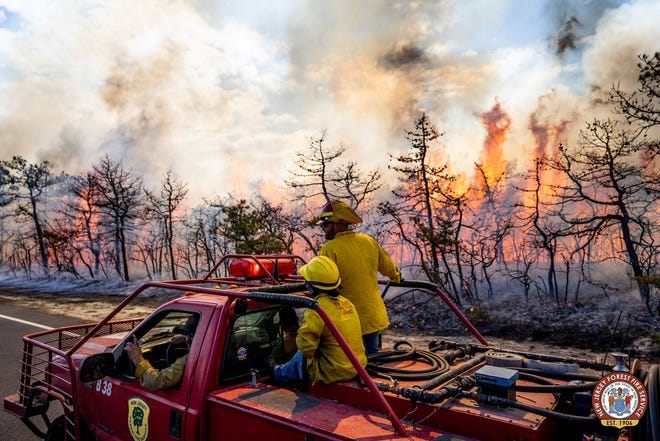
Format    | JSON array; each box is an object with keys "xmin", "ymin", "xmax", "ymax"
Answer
[{"xmin": 475, "ymin": 102, "xmax": 511, "ymax": 195}]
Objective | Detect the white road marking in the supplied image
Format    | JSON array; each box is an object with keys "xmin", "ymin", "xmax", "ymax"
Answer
[
  {"xmin": 0, "ymin": 313, "xmax": 52, "ymax": 330},
  {"xmin": 0, "ymin": 313, "xmax": 81, "ymax": 337}
]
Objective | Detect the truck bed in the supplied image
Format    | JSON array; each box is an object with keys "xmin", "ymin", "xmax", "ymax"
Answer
[
  {"xmin": 207, "ymin": 351, "xmax": 560, "ymax": 441},
  {"xmin": 208, "ymin": 382, "xmax": 453, "ymax": 440}
]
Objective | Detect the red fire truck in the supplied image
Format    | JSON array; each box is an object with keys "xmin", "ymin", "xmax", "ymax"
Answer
[{"xmin": 4, "ymin": 254, "xmax": 657, "ymax": 440}]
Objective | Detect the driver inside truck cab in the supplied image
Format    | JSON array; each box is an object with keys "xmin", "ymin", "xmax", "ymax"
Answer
[{"xmin": 125, "ymin": 313, "xmax": 200, "ymax": 391}]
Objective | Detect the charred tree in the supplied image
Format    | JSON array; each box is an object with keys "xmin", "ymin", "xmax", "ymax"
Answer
[
  {"xmin": 61, "ymin": 173, "xmax": 104, "ymax": 278},
  {"xmin": 286, "ymin": 130, "xmax": 382, "ymax": 208},
  {"xmin": 547, "ymin": 119, "xmax": 658, "ymax": 313},
  {"xmin": 611, "ymin": 52, "xmax": 660, "ymax": 131},
  {"xmin": 285, "ymin": 130, "xmax": 382, "ymax": 253},
  {"xmin": 380, "ymin": 114, "xmax": 465, "ymax": 303},
  {"xmin": 180, "ymin": 204, "xmax": 225, "ymax": 277},
  {"xmin": 145, "ymin": 170, "xmax": 188, "ymax": 279},
  {"xmin": 515, "ymin": 158, "xmax": 562, "ymax": 304},
  {"xmin": 91, "ymin": 155, "xmax": 144, "ymax": 282},
  {"xmin": 0, "ymin": 156, "xmax": 55, "ymax": 274}
]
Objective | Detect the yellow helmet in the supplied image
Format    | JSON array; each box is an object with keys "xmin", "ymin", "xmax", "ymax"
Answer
[
  {"xmin": 319, "ymin": 200, "xmax": 363, "ymax": 224},
  {"xmin": 298, "ymin": 256, "xmax": 341, "ymax": 291}
]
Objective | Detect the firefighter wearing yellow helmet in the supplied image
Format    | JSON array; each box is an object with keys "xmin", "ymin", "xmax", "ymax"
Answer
[
  {"xmin": 271, "ymin": 256, "xmax": 367, "ymax": 385},
  {"xmin": 318, "ymin": 200, "xmax": 401, "ymax": 354}
]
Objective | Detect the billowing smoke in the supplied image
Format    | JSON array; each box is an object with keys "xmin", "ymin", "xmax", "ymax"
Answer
[
  {"xmin": 0, "ymin": 0, "xmax": 658, "ymax": 205},
  {"xmin": 555, "ymin": 16, "xmax": 580, "ymax": 57},
  {"xmin": 381, "ymin": 41, "xmax": 428, "ymax": 69}
]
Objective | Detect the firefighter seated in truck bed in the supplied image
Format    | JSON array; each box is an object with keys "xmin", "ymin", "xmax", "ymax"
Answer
[
  {"xmin": 125, "ymin": 314, "xmax": 200, "ymax": 391},
  {"xmin": 272, "ymin": 256, "xmax": 367, "ymax": 385}
]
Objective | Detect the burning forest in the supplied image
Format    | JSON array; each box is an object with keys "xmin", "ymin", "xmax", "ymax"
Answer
[{"xmin": 0, "ymin": 52, "xmax": 658, "ymax": 325}]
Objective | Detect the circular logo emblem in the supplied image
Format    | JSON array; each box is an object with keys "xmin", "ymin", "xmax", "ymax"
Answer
[
  {"xmin": 592, "ymin": 372, "xmax": 648, "ymax": 428},
  {"xmin": 237, "ymin": 346, "xmax": 248, "ymax": 361}
]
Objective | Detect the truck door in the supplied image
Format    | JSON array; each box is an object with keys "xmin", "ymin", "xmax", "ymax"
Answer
[{"xmin": 85, "ymin": 310, "xmax": 203, "ymax": 441}]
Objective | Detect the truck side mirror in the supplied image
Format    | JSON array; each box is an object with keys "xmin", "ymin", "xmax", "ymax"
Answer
[{"xmin": 79, "ymin": 353, "xmax": 115, "ymax": 383}]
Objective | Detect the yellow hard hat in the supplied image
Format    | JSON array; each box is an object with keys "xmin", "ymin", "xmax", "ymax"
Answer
[
  {"xmin": 319, "ymin": 200, "xmax": 362, "ymax": 224},
  {"xmin": 298, "ymin": 256, "xmax": 341, "ymax": 291}
]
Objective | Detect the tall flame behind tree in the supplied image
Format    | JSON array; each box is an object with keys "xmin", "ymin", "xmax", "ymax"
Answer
[
  {"xmin": 513, "ymin": 110, "xmax": 570, "ymax": 306},
  {"xmin": 59, "ymin": 172, "xmax": 104, "ymax": 279},
  {"xmin": 468, "ymin": 104, "xmax": 516, "ymax": 304},
  {"xmin": 381, "ymin": 110, "xmax": 516, "ymax": 307},
  {"xmin": 477, "ymin": 102, "xmax": 511, "ymax": 189}
]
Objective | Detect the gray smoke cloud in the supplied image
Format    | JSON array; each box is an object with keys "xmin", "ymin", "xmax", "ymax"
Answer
[{"xmin": 0, "ymin": 0, "xmax": 657, "ymax": 205}]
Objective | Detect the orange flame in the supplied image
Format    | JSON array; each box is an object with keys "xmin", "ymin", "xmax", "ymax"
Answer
[{"xmin": 476, "ymin": 102, "xmax": 511, "ymax": 194}]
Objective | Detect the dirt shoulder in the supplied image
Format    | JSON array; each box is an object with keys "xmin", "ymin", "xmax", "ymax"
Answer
[{"xmin": 0, "ymin": 289, "xmax": 162, "ymax": 322}]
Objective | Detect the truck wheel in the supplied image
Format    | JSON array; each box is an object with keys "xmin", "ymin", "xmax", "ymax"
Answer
[{"xmin": 45, "ymin": 415, "xmax": 65, "ymax": 441}]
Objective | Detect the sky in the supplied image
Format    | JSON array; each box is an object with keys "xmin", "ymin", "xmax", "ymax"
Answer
[{"xmin": 0, "ymin": 0, "xmax": 658, "ymax": 207}]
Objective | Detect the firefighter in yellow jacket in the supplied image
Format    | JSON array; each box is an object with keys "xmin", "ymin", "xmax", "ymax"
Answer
[
  {"xmin": 272, "ymin": 256, "xmax": 367, "ymax": 385},
  {"xmin": 318, "ymin": 200, "xmax": 401, "ymax": 354}
]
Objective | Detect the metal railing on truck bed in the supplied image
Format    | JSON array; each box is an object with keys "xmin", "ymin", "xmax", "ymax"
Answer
[{"xmin": 4, "ymin": 318, "xmax": 142, "ymax": 438}]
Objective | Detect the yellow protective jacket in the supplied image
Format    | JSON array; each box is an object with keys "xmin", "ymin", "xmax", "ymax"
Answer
[
  {"xmin": 296, "ymin": 293, "xmax": 367, "ymax": 385},
  {"xmin": 320, "ymin": 230, "xmax": 401, "ymax": 335},
  {"xmin": 135, "ymin": 354, "xmax": 188, "ymax": 391}
]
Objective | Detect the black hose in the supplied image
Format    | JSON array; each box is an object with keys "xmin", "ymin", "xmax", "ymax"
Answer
[
  {"xmin": 517, "ymin": 371, "xmax": 598, "ymax": 392},
  {"xmin": 430, "ymin": 339, "xmax": 613, "ymax": 371},
  {"xmin": 376, "ymin": 377, "xmax": 476, "ymax": 404},
  {"xmin": 419, "ymin": 353, "xmax": 488, "ymax": 391},
  {"xmin": 367, "ymin": 341, "xmax": 450, "ymax": 381},
  {"xmin": 515, "ymin": 381, "xmax": 597, "ymax": 393},
  {"xmin": 460, "ymin": 390, "xmax": 600, "ymax": 424},
  {"xmin": 517, "ymin": 367, "xmax": 602, "ymax": 382},
  {"xmin": 428, "ymin": 343, "xmax": 475, "ymax": 364},
  {"xmin": 517, "ymin": 371, "xmax": 556, "ymax": 385}
]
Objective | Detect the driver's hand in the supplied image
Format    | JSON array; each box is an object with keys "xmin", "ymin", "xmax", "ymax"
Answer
[{"xmin": 125, "ymin": 335, "xmax": 144, "ymax": 365}]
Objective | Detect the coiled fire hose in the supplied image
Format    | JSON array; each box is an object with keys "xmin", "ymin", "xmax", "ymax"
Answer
[{"xmin": 366, "ymin": 341, "xmax": 450, "ymax": 381}]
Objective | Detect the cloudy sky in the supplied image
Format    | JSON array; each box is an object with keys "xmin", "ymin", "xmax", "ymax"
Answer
[{"xmin": 0, "ymin": 0, "xmax": 658, "ymax": 205}]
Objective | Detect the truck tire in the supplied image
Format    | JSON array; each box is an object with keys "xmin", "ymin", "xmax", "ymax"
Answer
[{"xmin": 45, "ymin": 415, "xmax": 65, "ymax": 441}]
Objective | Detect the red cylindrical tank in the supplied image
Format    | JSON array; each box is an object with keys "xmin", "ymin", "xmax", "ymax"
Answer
[{"xmin": 229, "ymin": 258, "xmax": 296, "ymax": 278}]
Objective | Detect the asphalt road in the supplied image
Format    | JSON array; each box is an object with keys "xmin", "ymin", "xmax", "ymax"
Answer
[{"xmin": 0, "ymin": 298, "xmax": 85, "ymax": 440}]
